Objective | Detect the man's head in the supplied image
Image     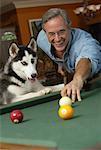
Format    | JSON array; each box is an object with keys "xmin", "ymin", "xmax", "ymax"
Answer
[
  {"xmin": 42, "ymin": 8, "xmax": 71, "ymax": 57},
  {"xmin": 42, "ymin": 8, "xmax": 71, "ymax": 29}
]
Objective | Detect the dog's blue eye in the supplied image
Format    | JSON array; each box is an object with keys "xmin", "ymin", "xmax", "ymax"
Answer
[
  {"xmin": 21, "ymin": 61, "xmax": 28, "ymax": 66},
  {"xmin": 31, "ymin": 59, "xmax": 34, "ymax": 64}
]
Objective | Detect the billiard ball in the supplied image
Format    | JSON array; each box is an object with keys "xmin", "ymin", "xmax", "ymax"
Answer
[
  {"xmin": 58, "ymin": 105, "xmax": 74, "ymax": 120},
  {"xmin": 59, "ymin": 96, "xmax": 72, "ymax": 106},
  {"xmin": 10, "ymin": 110, "xmax": 23, "ymax": 123}
]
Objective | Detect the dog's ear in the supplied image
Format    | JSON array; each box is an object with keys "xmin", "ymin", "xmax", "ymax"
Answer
[
  {"xmin": 9, "ymin": 43, "xmax": 19, "ymax": 58},
  {"xmin": 28, "ymin": 38, "xmax": 37, "ymax": 52}
]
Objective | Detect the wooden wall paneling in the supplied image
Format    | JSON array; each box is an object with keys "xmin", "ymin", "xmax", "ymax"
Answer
[{"xmin": 15, "ymin": 3, "xmax": 81, "ymax": 44}]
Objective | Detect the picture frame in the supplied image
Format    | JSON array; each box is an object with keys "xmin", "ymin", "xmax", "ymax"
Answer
[{"xmin": 28, "ymin": 18, "xmax": 42, "ymax": 39}]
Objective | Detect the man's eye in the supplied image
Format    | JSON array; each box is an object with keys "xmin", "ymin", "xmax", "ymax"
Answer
[
  {"xmin": 49, "ymin": 32, "xmax": 55, "ymax": 36},
  {"xmin": 31, "ymin": 59, "xmax": 34, "ymax": 64},
  {"xmin": 59, "ymin": 30, "xmax": 66, "ymax": 34},
  {"xmin": 21, "ymin": 61, "xmax": 28, "ymax": 66}
]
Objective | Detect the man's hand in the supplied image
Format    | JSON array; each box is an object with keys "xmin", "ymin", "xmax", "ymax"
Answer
[
  {"xmin": 61, "ymin": 76, "xmax": 84, "ymax": 103},
  {"xmin": 61, "ymin": 58, "xmax": 92, "ymax": 102}
]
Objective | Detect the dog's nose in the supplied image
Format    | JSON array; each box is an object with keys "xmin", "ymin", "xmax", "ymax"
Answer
[{"xmin": 31, "ymin": 74, "xmax": 37, "ymax": 79}]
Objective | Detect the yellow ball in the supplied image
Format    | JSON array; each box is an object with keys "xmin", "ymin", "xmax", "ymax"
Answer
[
  {"xmin": 58, "ymin": 105, "xmax": 74, "ymax": 120},
  {"xmin": 59, "ymin": 96, "xmax": 72, "ymax": 106}
]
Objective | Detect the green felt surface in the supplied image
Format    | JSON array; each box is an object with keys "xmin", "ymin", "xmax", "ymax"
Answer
[{"xmin": 0, "ymin": 81, "xmax": 101, "ymax": 150}]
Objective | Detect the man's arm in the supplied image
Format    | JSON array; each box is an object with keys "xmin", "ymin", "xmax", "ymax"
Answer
[
  {"xmin": 61, "ymin": 58, "xmax": 92, "ymax": 102},
  {"xmin": 74, "ymin": 58, "xmax": 92, "ymax": 83}
]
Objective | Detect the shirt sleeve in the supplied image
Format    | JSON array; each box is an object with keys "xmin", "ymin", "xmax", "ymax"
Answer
[
  {"xmin": 37, "ymin": 30, "xmax": 51, "ymax": 53},
  {"xmin": 75, "ymin": 34, "xmax": 101, "ymax": 76}
]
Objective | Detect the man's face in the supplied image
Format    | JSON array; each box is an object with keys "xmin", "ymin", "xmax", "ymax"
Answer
[{"xmin": 43, "ymin": 15, "xmax": 70, "ymax": 53}]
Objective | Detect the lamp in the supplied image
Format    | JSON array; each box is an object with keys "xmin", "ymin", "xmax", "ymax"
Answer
[{"xmin": 74, "ymin": 0, "xmax": 101, "ymax": 20}]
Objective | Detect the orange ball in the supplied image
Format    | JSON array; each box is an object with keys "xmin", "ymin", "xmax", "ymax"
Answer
[{"xmin": 58, "ymin": 105, "xmax": 74, "ymax": 120}]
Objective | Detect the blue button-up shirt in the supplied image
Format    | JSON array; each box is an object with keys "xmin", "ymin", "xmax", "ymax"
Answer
[{"xmin": 37, "ymin": 28, "xmax": 101, "ymax": 77}]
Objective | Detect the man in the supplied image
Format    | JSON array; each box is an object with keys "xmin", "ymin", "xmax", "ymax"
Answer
[{"xmin": 37, "ymin": 8, "xmax": 101, "ymax": 102}]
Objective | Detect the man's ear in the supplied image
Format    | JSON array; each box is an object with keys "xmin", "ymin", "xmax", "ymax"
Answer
[
  {"xmin": 28, "ymin": 38, "xmax": 37, "ymax": 52},
  {"xmin": 9, "ymin": 43, "xmax": 19, "ymax": 58}
]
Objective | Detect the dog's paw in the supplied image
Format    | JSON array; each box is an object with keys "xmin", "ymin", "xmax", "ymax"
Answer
[{"xmin": 40, "ymin": 87, "xmax": 52, "ymax": 95}]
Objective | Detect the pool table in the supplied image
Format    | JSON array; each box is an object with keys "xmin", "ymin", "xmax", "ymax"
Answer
[{"xmin": 0, "ymin": 79, "xmax": 101, "ymax": 150}]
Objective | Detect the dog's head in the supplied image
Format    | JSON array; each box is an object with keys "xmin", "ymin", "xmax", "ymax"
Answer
[{"xmin": 5, "ymin": 38, "xmax": 38, "ymax": 81}]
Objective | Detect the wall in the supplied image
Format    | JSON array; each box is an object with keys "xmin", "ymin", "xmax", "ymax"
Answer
[{"xmin": 0, "ymin": 3, "xmax": 81, "ymax": 45}]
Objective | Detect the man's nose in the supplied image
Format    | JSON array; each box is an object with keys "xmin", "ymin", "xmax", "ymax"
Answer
[{"xmin": 54, "ymin": 33, "xmax": 61, "ymax": 41}]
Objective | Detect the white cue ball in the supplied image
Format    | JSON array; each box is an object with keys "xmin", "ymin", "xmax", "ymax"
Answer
[{"xmin": 59, "ymin": 96, "xmax": 72, "ymax": 106}]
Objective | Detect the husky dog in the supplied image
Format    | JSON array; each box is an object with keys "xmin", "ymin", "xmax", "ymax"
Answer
[{"xmin": 0, "ymin": 39, "xmax": 64, "ymax": 105}]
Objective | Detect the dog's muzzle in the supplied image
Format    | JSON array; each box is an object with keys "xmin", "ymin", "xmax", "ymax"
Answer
[{"xmin": 28, "ymin": 73, "xmax": 37, "ymax": 81}]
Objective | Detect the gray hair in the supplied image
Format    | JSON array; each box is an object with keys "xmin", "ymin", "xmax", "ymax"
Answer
[{"xmin": 42, "ymin": 8, "xmax": 71, "ymax": 29}]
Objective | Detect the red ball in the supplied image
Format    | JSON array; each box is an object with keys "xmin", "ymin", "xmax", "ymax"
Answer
[{"xmin": 10, "ymin": 110, "xmax": 23, "ymax": 123}]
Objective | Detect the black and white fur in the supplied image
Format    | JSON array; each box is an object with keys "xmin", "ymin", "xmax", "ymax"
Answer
[{"xmin": 0, "ymin": 39, "xmax": 63, "ymax": 105}]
